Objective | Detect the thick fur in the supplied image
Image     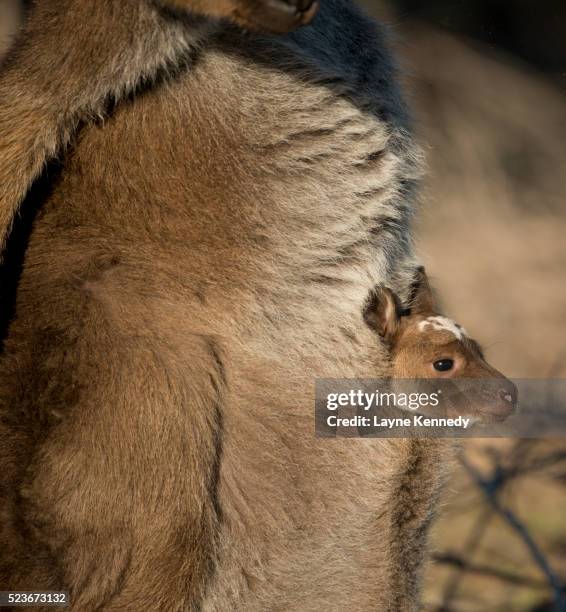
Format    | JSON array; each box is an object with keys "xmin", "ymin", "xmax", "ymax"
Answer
[
  {"xmin": 0, "ymin": 0, "xmax": 447, "ymax": 609},
  {"xmin": 365, "ymin": 272, "xmax": 517, "ymax": 421}
]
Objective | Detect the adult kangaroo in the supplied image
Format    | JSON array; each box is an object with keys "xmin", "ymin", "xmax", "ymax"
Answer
[{"xmin": 0, "ymin": 0, "xmax": 445, "ymax": 609}]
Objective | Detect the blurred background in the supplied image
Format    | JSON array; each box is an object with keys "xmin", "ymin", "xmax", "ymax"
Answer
[
  {"xmin": 2, "ymin": 1, "xmax": 566, "ymax": 609},
  {"xmin": 364, "ymin": 1, "xmax": 566, "ymax": 610},
  {"xmin": 0, "ymin": 0, "xmax": 21, "ymax": 59}
]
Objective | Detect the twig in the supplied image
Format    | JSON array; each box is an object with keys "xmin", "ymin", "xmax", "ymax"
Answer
[
  {"xmin": 439, "ymin": 505, "xmax": 494, "ymax": 609},
  {"xmin": 460, "ymin": 455, "xmax": 566, "ymax": 611},
  {"xmin": 434, "ymin": 552, "xmax": 550, "ymax": 589}
]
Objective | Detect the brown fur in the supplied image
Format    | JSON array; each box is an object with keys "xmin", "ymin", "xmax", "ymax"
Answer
[
  {"xmin": 0, "ymin": 1, "xmax": 444, "ymax": 609},
  {"xmin": 0, "ymin": 0, "xmax": 317, "ymax": 255},
  {"xmin": 365, "ymin": 268, "xmax": 517, "ymax": 421}
]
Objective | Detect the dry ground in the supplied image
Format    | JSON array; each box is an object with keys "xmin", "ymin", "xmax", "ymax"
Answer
[
  {"xmin": 0, "ymin": 0, "xmax": 21, "ymax": 59},
  {"xmin": 395, "ymin": 23, "xmax": 566, "ymax": 611}
]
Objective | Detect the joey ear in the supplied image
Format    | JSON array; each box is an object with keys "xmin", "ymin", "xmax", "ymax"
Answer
[
  {"xmin": 364, "ymin": 287, "xmax": 400, "ymax": 342},
  {"xmin": 409, "ymin": 266, "xmax": 437, "ymax": 315}
]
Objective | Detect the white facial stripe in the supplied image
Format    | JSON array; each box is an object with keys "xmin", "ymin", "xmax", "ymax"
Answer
[{"xmin": 418, "ymin": 316, "xmax": 467, "ymax": 341}]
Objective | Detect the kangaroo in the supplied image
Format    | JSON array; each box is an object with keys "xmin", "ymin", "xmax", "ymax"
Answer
[
  {"xmin": 0, "ymin": 0, "xmax": 318, "ymax": 252},
  {"xmin": 365, "ymin": 268, "xmax": 517, "ymax": 423},
  {"xmin": 0, "ymin": 0, "xmax": 438, "ymax": 610}
]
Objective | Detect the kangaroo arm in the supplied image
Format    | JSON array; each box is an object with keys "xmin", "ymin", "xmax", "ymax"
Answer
[
  {"xmin": 0, "ymin": 1, "xmax": 218, "ymax": 254},
  {"xmin": 0, "ymin": 0, "xmax": 317, "ymax": 257}
]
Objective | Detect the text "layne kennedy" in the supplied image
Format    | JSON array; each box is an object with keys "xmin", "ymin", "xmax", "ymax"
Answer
[{"xmin": 327, "ymin": 415, "xmax": 473, "ymax": 429}]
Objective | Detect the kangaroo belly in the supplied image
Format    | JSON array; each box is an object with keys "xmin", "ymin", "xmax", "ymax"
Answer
[{"xmin": 0, "ymin": 22, "xmax": 436, "ymax": 610}]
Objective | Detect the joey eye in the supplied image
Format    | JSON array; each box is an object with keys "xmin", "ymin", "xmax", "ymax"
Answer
[{"xmin": 433, "ymin": 359, "xmax": 454, "ymax": 372}]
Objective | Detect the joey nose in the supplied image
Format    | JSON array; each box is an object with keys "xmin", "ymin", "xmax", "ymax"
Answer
[
  {"xmin": 499, "ymin": 390, "xmax": 513, "ymax": 404},
  {"xmin": 498, "ymin": 382, "xmax": 518, "ymax": 413},
  {"xmin": 500, "ymin": 383, "xmax": 517, "ymax": 404}
]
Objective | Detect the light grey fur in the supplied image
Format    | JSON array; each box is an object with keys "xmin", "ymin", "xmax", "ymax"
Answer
[{"xmin": 0, "ymin": 0, "xmax": 445, "ymax": 609}]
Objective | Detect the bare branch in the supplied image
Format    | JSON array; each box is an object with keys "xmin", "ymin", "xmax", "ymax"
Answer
[
  {"xmin": 460, "ymin": 455, "xmax": 566, "ymax": 611},
  {"xmin": 434, "ymin": 552, "xmax": 550, "ymax": 589},
  {"xmin": 440, "ymin": 506, "xmax": 494, "ymax": 608}
]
